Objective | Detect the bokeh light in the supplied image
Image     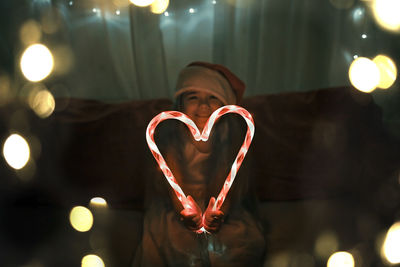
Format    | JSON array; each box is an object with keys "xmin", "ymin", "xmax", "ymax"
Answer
[
  {"xmin": 113, "ymin": 0, "xmax": 130, "ymax": 8},
  {"xmin": 151, "ymin": 0, "xmax": 169, "ymax": 14},
  {"xmin": 90, "ymin": 197, "xmax": 108, "ymax": 207},
  {"xmin": 20, "ymin": 44, "xmax": 54, "ymax": 82},
  {"xmin": 372, "ymin": 55, "xmax": 397, "ymax": 89},
  {"xmin": 327, "ymin": 251, "xmax": 355, "ymax": 267},
  {"xmin": 130, "ymin": 0, "xmax": 155, "ymax": 7},
  {"xmin": 382, "ymin": 222, "xmax": 400, "ymax": 264},
  {"xmin": 19, "ymin": 20, "xmax": 42, "ymax": 46},
  {"xmin": 0, "ymin": 74, "xmax": 11, "ymax": 106},
  {"xmin": 69, "ymin": 206, "xmax": 94, "ymax": 232},
  {"xmin": 329, "ymin": 0, "xmax": 354, "ymax": 9},
  {"xmin": 81, "ymin": 254, "xmax": 105, "ymax": 267},
  {"xmin": 2, "ymin": 134, "xmax": 30, "ymax": 170},
  {"xmin": 53, "ymin": 45, "xmax": 75, "ymax": 76},
  {"xmin": 314, "ymin": 231, "xmax": 339, "ymax": 259},
  {"xmin": 348, "ymin": 57, "xmax": 380, "ymax": 93},
  {"xmin": 41, "ymin": 7, "xmax": 62, "ymax": 34},
  {"xmin": 372, "ymin": 0, "xmax": 400, "ymax": 33},
  {"xmin": 28, "ymin": 89, "xmax": 55, "ymax": 118}
]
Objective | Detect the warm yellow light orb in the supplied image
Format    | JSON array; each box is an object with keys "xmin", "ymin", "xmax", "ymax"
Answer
[
  {"xmin": 28, "ymin": 89, "xmax": 55, "ymax": 118},
  {"xmin": 348, "ymin": 57, "xmax": 380, "ymax": 93},
  {"xmin": 20, "ymin": 44, "xmax": 54, "ymax": 82},
  {"xmin": 90, "ymin": 197, "xmax": 108, "ymax": 207},
  {"xmin": 314, "ymin": 231, "xmax": 339, "ymax": 259},
  {"xmin": 130, "ymin": 0, "xmax": 155, "ymax": 7},
  {"xmin": 19, "ymin": 20, "xmax": 42, "ymax": 46},
  {"xmin": 151, "ymin": 0, "xmax": 169, "ymax": 14},
  {"xmin": 2, "ymin": 134, "xmax": 30, "ymax": 170},
  {"xmin": 382, "ymin": 222, "xmax": 400, "ymax": 264},
  {"xmin": 372, "ymin": 0, "xmax": 400, "ymax": 32},
  {"xmin": 373, "ymin": 55, "xmax": 397, "ymax": 89},
  {"xmin": 69, "ymin": 206, "xmax": 94, "ymax": 232},
  {"xmin": 81, "ymin": 254, "xmax": 105, "ymax": 267},
  {"xmin": 327, "ymin": 251, "xmax": 355, "ymax": 267}
]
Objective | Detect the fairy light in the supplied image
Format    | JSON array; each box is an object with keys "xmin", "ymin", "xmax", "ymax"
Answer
[
  {"xmin": 20, "ymin": 44, "xmax": 54, "ymax": 82},
  {"xmin": 371, "ymin": 0, "xmax": 400, "ymax": 33},
  {"xmin": 69, "ymin": 206, "xmax": 93, "ymax": 232},
  {"xmin": 373, "ymin": 54, "xmax": 397, "ymax": 89},
  {"xmin": 151, "ymin": 0, "xmax": 169, "ymax": 14},
  {"xmin": 90, "ymin": 197, "xmax": 108, "ymax": 207},
  {"xmin": 130, "ymin": 0, "xmax": 155, "ymax": 7},
  {"xmin": 348, "ymin": 57, "xmax": 380, "ymax": 93},
  {"xmin": 381, "ymin": 222, "xmax": 400, "ymax": 264},
  {"xmin": 2, "ymin": 134, "xmax": 30, "ymax": 170},
  {"xmin": 81, "ymin": 254, "xmax": 105, "ymax": 267},
  {"xmin": 28, "ymin": 89, "xmax": 55, "ymax": 118},
  {"xmin": 146, "ymin": 105, "xmax": 255, "ymax": 232},
  {"xmin": 327, "ymin": 251, "xmax": 355, "ymax": 267}
]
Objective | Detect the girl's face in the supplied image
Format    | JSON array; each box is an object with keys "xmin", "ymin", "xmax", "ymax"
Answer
[{"xmin": 182, "ymin": 91, "xmax": 223, "ymax": 131}]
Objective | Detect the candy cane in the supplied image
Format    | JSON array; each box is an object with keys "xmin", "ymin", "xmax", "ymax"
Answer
[{"xmin": 145, "ymin": 105, "xmax": 255, "ymax": 215}]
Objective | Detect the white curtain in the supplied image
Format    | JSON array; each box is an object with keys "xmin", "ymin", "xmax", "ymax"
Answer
[{"xmin": 8, "ymin": 0, "xmax": 399, "ymax": 111}]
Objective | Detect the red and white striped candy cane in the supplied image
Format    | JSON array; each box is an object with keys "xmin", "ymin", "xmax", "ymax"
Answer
[{"xmin": 145, "ymin": 105, "xmax": 255, "ymax": 212}]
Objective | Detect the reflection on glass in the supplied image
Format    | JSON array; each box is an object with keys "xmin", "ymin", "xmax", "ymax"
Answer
[
  {"xmin": 348, "ymin": 57, "xmax": 380, "ymax": 93},
  {"xmin": 130, "ymin": 0, "xmax": 155, "ymax": 7},
  {"xmin": 2, "ymin": 134, "xmax": 30, "ymax": 170},
  {"xmin": 69, "ymin": 206, "xmax": 94, "ymax": 232},
  {"xmin": 327, "ymin": 251, "xmax": 355, "ymax": 267},
  {"xmin": 151, "ymin": 0, "xmax": 169, "ymax": 14},
  {"xmin": 20, "ymin": 44, "xmax": 54, "ymax": 82},
  {"xmin": 372, "ymin": 0, "xmax": 400, "ymax": 33},
  {"xmin": 81, "ymin": 254, "xmax": 105, "ymax": 267},
  {"xmin": 382, "ymin": 222, "xmax": 400, "ymax": 264},
  {"xmin": 373, "ymin": 54, "xmax": 397, "ymax": 89}
]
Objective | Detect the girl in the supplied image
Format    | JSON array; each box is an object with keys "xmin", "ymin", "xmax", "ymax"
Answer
[{"xmin": 133, "ymin": 62, "xmax": 265, "ymax": 267}]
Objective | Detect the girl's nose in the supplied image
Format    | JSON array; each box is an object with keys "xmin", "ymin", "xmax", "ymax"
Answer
[{"xmin": 199, "ymin": 99, "xmax": 210, "ymax": 109}]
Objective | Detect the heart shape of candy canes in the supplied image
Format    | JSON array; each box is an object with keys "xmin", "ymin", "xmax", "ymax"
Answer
[{"xmin": 146, "ymin": 105, "xmax": 255, "ymax": 214}]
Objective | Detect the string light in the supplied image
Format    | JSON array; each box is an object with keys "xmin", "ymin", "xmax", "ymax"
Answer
[
  {"xmin": 2, "ymin": 134, "xmax": 30, "ymax": 170},
  {"xmin": 90, "ymin": 197, "xmax": 108, "ymax": 207},
  {"xmin": 69, "ymin": 206, "xmax": 93, "ymax": 232},
  {"xmin": 361, "ymin": 34, "xmax": 367, "ymax": 39},
  {"xmin": 81, "ymin": 254, "xmax": 105, "ymax": 267},
  {"xmin": 371, "ymin": 0, "xmax": 400, "ymax": 33},
  {"xmin": 327, "ymin": 252, "xmax": 355, "ymax": 267},
  {"xmin": 348, "ymin": 57, "xmax": 380, "ymax": 93},
  {"xmin": 373, "ymin": 54, "xmax": 397, "ymax": 89},
  {"xmin": 151, "ymin": 0, "xmax": 169, "ymax": 14},
  {"xmin": 20, "ymin": 43, "xmax": 54, "ymax": 82},
  {"xmin": 130, "ymin": 0, "xmax": 155, "ymax": 7},
  {"xmin": 381, "ymin": 222, "xmax": 400, "ymax": 264}
]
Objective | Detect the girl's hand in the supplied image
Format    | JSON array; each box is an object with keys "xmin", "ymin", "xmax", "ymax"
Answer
[
  {"xmin": 203, "ymin": 197, "xmax": 224, "ymax": 233},
  {"xmin": 180, "ymin": 195, "xmax": 202, "ymax": 232}
]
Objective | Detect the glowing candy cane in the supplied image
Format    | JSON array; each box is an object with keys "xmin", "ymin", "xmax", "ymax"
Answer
[{"xmin": 145, "ymin": 105, "xmax": 255, "ymax": 212}]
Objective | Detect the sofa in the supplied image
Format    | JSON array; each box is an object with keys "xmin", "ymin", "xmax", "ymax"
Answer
[{"xmin": 1, "ymin": 86, "xmax": 399, "ymax": 267}]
